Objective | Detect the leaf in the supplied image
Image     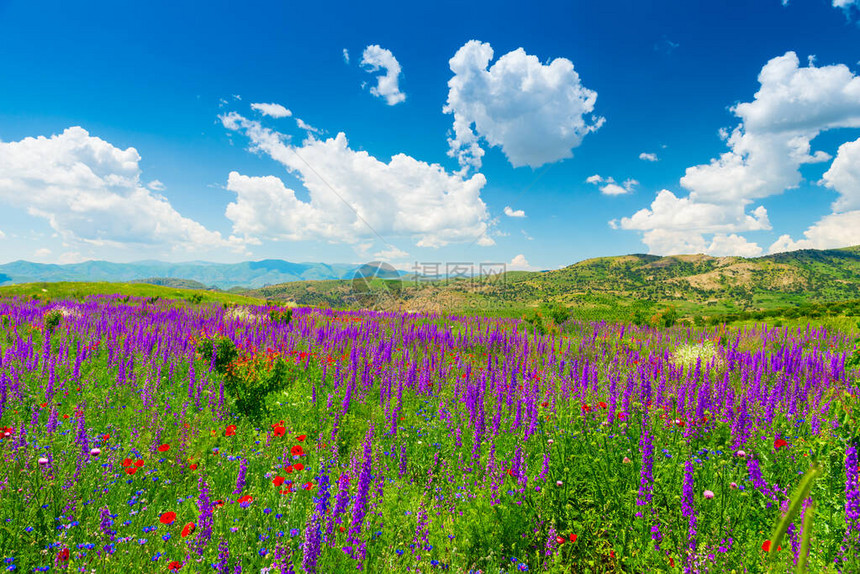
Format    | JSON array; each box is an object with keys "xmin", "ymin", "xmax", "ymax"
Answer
[{"xmin": 766, "ymin": 464, "xmax": 821, "ymax": 572}]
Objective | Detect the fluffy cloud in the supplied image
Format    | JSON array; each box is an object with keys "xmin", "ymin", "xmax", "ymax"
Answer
[
  {"xmin": 639, "ymin": 152, "xmax": 659, "ymax": 162},
  {"xmin": 0, "ymin": 126, "xmax": 238, "ymax": 253},
  {"xmin": 508, "ymin": 254, "xmax": 536, "ymax": 271},
  {"xmin": 443, "ymin": 40, "xmax": 603, "ymax": 173},
  {"xmin": 503, "ymin": 206, "xmax": 525, "ymax": 217},
  {"xmin": 821, "ymin": 137, "xmax": 860, "ymax": 212},
  {"xmin": 360, "ymin": 45, "xmax": 406, "ymax": 106},
  {"xmin": 374, "ymin": 246, "xmax": 409, "ymax": 261},
  {"xmin": 770, "ymin": 211, "xmax": 860, "ymax": 252},
  {"xmin": 342, "ymin": 48, "xmax": 350, "ymax": 64},
  {"xmin": 587, "ymin": 174, "xmax": 637, "ymax": 196},
  {"xmin": 250, "ymin": 103, "xmax": 292, "ymax": 118},
  {"xmin": 621, "ymin": 51, "xmax": 860, "ymax": 255},
  {"xmin": 220, "ymin": 112, "xmax": 492, "ymax": 248}
]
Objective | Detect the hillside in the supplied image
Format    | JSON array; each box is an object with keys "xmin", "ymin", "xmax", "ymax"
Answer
[
  {"xmin": 0, "ymin": 282, "xmax": 267, "ymax": 306},
  {"xmin": 241, "ymin": 246, "xmax": 860, "ymax": 321}
]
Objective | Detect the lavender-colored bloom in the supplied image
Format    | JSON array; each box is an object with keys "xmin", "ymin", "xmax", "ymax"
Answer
[
  {"xmin": 348, "ymin": 426, "xmax": 374, "ymax": 545},
  {"xmin": 682, "ymin": 459, "xmax": 697, "ymax": 572},
  {"xmin": 301, "ymin": 511, "xmax": 322, "ymax": 573},
  {"xmin": 636, "ymin": 429, "xmax": 654, "ymax": 515},
  {"xmin": 840, "ymin": 442, "xmax": 860, "ymax": 564},
  {"xmin": 197, "ymin": 476, "xmax": 213, "ymax": 553},
  {"xmin": 99, "ymin": 506, "xmax": 114, "ymax": 541},
  {"xmin": 215, "ymin": 538, "xmax": 230, "ymax": 573},
  {"xmin": 234, "ymin": 457, "xmax": 247, "ymax": 495}
]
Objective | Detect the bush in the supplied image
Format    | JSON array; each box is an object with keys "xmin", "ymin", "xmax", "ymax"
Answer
[
  {"xmin": 269, "ymin": 308, "xmax": 293, "ymax": 324},
  {"xmin": 197, "ymin": 335, "xmax": 296, "ymax": 420},
  {"xmin": 43, "ymin": 309, "xmax": 62, "ymax": 333}
]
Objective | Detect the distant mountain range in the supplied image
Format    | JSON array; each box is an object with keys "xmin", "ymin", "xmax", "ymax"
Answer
[{"xmin": 0, "ymin": 259, "xmax": 363, "ymax": 290}]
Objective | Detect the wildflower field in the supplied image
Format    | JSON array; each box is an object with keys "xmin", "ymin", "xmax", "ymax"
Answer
[{"xmin": 0, "ymin": 296, "xmax": 859, "ymax": 573}]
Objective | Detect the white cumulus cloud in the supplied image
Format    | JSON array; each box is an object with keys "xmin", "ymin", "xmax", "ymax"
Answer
[
  {"xmin": 250, "ymin": 103, "xmax": 292, "ymax": 118},
  {"xmin": 587, "ymin": 174, "xmax": 637, "ymax": 196},
  {"xmin": 0, "ymin": 126, "xmax": 239, "ymax": 254},
  {"xmin": 220, "ymin": 112, "xmax": 492, "ymax": 248},
  {"xmin": 443, "ymin": 40, "xmax": 603, "ymax": 173},
  {"xmin": 639, "ymin": 152, "xmax": 659, "ymax": 162},
  {"xmin": 508, "ymin": 254, "xmax": 536, "ymax": 271},
  {"xmin": 360, "ymin": 45, "xmax": 406, "ymax": 106},
  {"xmin": 503, "ymin": 206, "xmax": 525, "ymax": 217},
  {"xmin": 770, "ymin": 211, "xmax": 860, "ymax": 253},
  {"xmin": 620, "ymin": 51, "xmax": 860, "ymax": 255},
  {"xmin": 821, "ymin": 137, "xmax": 860, "ymax": 212}
]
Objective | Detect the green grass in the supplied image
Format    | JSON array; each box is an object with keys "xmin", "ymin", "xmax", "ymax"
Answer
[{"xmin": 0, "ymin": 281, "xmax": 267, "ymax": 306}]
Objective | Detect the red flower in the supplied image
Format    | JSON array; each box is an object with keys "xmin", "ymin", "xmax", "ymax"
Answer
[
  {"xmin": 102, "ymin": 434, "xmax": 110, "ymax": 441},
  {"xmin": 273, "ymin": 425, "xmax": 286, "ymax": 437},
  {"xmin": 762, "ymin": 540, "xmax": 781, "ymax": 552},
  {"xmin": 302, "ymin": 482, "xmax": 314, "ymax": 490},
  {"xmin": 125, "ymin": 467, "xmax": 137, "ymax": 475},
  {"xmin": 214, "ymin": 500, "xmax": 224, "ymax": 508},
  {"xmin": 181, "ymin": 522, "xmax": 195, "ymax": 537},
  {"xmin": 541, "ymin": 401, "xmax": 549, "ymax": 408},
  {"xmin": 296, "ymin": 434, "xmax": 307, "ymax": 442},
  {"xmin": 569, "ymin": 533, "xmax": 577, "ymax": 542},
  {"xmin": 188, "ymin": 463, "xmax": 198, "ymax": 470},
  {"xmin": 40, "ymin": 402, "xmax": 48, "ymax": 408},
  {"xmin": 158, "ymin": 444, "xmax": 170, "ymax": 452},
  {"xmin": 160, "ymin": 511, "xmax": 176, "ymax": 525},
  {"xmin": 135, "ymin": 459, "xmax": 144, "ymax": 467},
  {"xmin": 598, "ymin": 402, "xmax": 607, "ymax": 409},
  {"xmin": 225, "ymin": 425, "xmax": 237, "ymax": 437},
  {"xmin": 293, "ymin": 463, "xmax": 305, "ymax": 471},
  {"xmin": 238, "ymin": 495, "xmax": 253, "ymax": 504},
  {"xmin": 669, "ymin": 557, "xmax": 674, "ymax": 568},
  {"xmin": 291, "ymin": 445, "xmax": 304, "ymax": 457},
  {"xmin": 57, "ymin": 548, "xmax": 69, "ymax": 561},
  {"xmin": 284, "ymin": 465, "xmax": 293, "ymax": 474},
  {"xmin": 581, "ymin": 404, "xmax": 591, "ymax": 413},
  {"xmin": 168, "ymin": 560, "xmax": 182, "ymax": 570},
  {"xmin": 556, "ymin": 535, "xmax": 565, "ymax": 545},
  {"xmin": 273, "ymin": 476, "xmax": 285, "ymax": 487},
  {"xmin": 122, "ymin": 458, "xmax": 132, "ymax": 467},
  {"xmin": 774, "ymin": 438, "xmax": 788, "ymax": 450}
]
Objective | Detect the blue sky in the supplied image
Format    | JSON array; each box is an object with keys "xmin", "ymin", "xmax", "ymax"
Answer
[{"xmin": 1, "ymin": 0, "xmax": 860, "ymax": 270}]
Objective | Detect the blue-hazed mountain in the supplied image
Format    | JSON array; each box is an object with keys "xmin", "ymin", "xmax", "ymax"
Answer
[{"xmin": 0, "ymin": 259, "xmax": 364, "ymax": 289}]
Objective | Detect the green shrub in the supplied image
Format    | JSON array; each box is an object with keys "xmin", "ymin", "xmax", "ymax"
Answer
[
  {"xmin": 269, "ymin": 308, "xmax": 293, "ymax": 324},
  {"xmin": 43, "ymin": 309, "xmax": 62, "ymax": 333}
]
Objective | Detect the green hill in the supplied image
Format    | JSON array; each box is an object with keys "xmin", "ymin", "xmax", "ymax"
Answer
[{"xmin": 0, "ymin": 281, "xmax": 267, "ymax": 306}]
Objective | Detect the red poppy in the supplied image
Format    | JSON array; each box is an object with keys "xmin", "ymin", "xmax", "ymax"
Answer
[
  {"xmin": 189, "ymin": 463, "xmax": 198, "ymax": 470},
  {"xmin": 214, "ymin": 500, "xmax": 224, "ymax": 508},
  {"xmin": 102, "ymin": 434, "xmax": 110, "ymax": 441},
  {"xmin": 581, "ymin": 404, "xmax": 591, "ymax": 413},
  {"xmin": 57, "ymin": 548, "xmax": 69, "ymax": 561},
  {"xmin": 284, "ymin": 465, "xmax": 293, "ymax": 474},
  {"xmin": 569, "ymin": 533, "xmax": 577, "ymax": 542},
  {"xmin": 225, "ymin": 425, "xmax": 237, "ymax": 437},
  {"xmin": 291, "ymin": 445, "xmax": 304, "ymax": 456},
  {"xmin": 279, "ymin": 488, "xmax": 293, "ymax": 495},
  {"xmin": 598, "ymin": 402, "xmax": 608, "ymax": 409},
  {"xmin": 180, "ymin": 522, "xmax": 195, "ymax": 537},
  {"xmin": 339, "ymin": 526, "xmax": 346, "ymax": 533},
  {"xmin": 610, "ymin": 550, "xmax": 616, "ymax": 559},
  {"xmin": 762, "ymin": 540, "xmax": 781, "ymax": 552},
  {"xmin": 135, "ymin": 459, "xmax": 144, "ymax": 467},
  {"xmin": 669, "ymin": 557, "xmax": 674, "ymax": 568},
  {"xmin": 158, "ymin": 444, "xmax": 170, "ymax": 452},
  {"xmin": 125, "ymin": 467, "xmax": 137, "ymax": 475},
  {"xmin": 122, "ymin": 458, "xmax": 132, "ymax": 467},
  {"xmin": 293, "ymin": 463, "xmax": 304, "ymax": 471},
  {"xmin": 273, "ymin": 476, "xmax": 285, "ymax": 487},
  {"xmin": 168, "ymin": 561, "xmax": 182, "ymax": 571},
  {"xmin": 774, "ymin": 438, "xmax": 788, "ymax": 450},
  {"xmin": 160, "ymin": 511, "xmax": 176, "ymax": 525},
  {"xmin": 40, "ymin": 402, "xmax": 48, "ymax": 408},
  {"xmin": 541, "ymin": 401, "xmax": 549, "ymax": 408},
  {"xmin": 296, "ymin": 434, "xmax": 307, "ymax": 442},
  {"xmin": 302, "ymin": 482, "xmax": 314, "ymax": 490},
  {"xmin": 556, "ymin": 535, "xmax": 565, "ymax": 544},
  {"xmin": 273, "ymin": 425, "xmax": 286, "ymax": 437},
  {"xmin": 238, "ymin": 495, "xmax": 254, "ymax": 504}
]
